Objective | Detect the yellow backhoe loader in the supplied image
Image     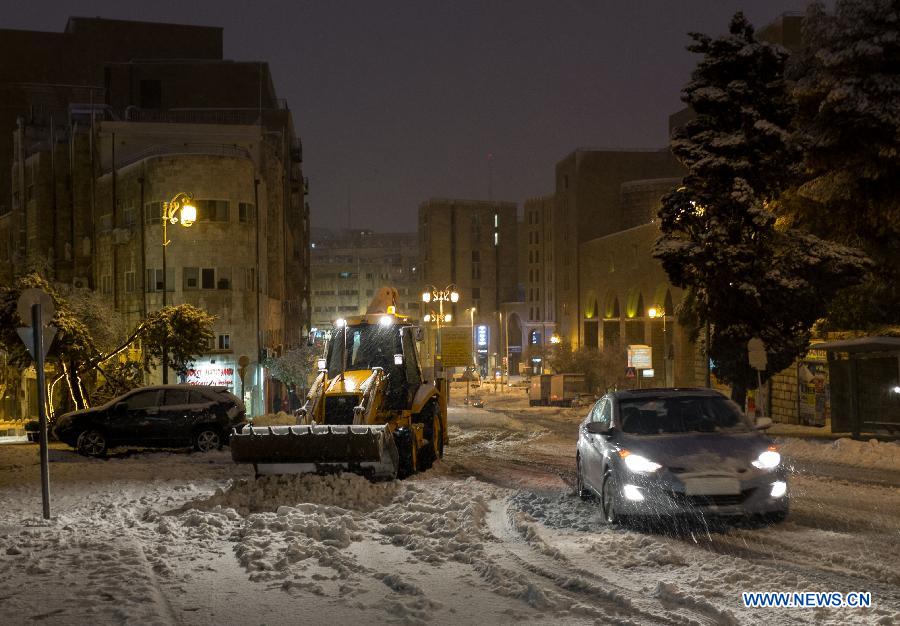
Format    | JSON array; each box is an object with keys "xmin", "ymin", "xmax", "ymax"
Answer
[{"xmin": 230, "ymin": 288, "xmax": 448, "ymax": 479}]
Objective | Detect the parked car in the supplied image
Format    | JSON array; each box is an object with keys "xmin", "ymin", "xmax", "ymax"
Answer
[
  {"xmin": 575, "ymin": 388, "xmax": 788, "ymax": 526},
  {"xmin": 53, "ymin": 385, "xmax": 246, "ymax": 456}
]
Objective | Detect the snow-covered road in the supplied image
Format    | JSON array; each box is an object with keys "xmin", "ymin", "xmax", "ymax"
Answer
[{"xmin": 0, "ymin": 394, "xmax": 898, "ymax": 625}]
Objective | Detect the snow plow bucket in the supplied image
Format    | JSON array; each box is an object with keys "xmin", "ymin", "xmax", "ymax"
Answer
[{"xmin": 230, "ymin": 425, "xmax": 399, "ymax": 480}]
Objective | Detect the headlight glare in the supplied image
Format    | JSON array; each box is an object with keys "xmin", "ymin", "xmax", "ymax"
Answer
[
  {"xmin": 770, "ymin": 480, "xmax": 787, "ymax": 498},
  {"xmin": 752, "ymin": 449, "xmax": 781, "ymax": 470},
  {"xmin": 620, "ymin": 450, "xmax": 662, "ymax": 473}
]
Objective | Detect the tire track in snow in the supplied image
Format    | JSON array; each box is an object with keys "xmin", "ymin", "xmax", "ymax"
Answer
[{"xmin": 483, "ymin": 499, "xmax": 719, "ymax": 626}]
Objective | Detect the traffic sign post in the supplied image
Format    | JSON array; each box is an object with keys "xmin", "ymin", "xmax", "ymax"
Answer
[
  {"xmin": 17, "ymin": 290, "xmax": 57, "ymax": 520},
  {"xmin": 747, "ymin": 338, "xmax": 767, "ymax": 416},
  {"xmin": 627, "ymin": 345, "xmax": 652, "ymax": 389}
]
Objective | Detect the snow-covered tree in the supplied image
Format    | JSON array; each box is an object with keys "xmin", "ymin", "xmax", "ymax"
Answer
[
  {"xmin": 655, "ymin": 13, "xmax": 869, "ymax": 404},
  {"xmin": 265, "ymin": 344, "xmax": 319, "ymax": 402},
  {"xmin": 785, "ymin": 0, "xmax": 900, "ymax": 328},
  {"xmin": 0, "ymin": 274, "xmax": 216, "ymax": 413},
  {"xmin": 0, "ymin": 274, "xmax": 97, "ymax": 410},
  {"xmin": 141, "ymin": 305, "xmax": 216, "ymax": 378}
]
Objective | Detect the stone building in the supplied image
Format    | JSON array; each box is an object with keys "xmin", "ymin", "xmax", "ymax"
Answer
[
  {"xmin": 309, "ymin": 229, "xmax": 419, "ymax": 330},
  {"xmin": 1, "ymin": 18, "xmax": 309, "ymax": 418},
  {"xmin": 553, "ymin": 149, "xmax": 685, "ymax": 347},
  {"xmin": 418, "ymin": 198, "xmax": 518, "ymax": 375}
]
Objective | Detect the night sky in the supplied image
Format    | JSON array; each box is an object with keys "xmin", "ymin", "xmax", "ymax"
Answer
[{"xmin": 7, "ymin": 0, "xmax": 814, "ymax": 232}]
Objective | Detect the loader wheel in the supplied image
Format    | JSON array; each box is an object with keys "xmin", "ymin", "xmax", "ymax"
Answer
[
  {"xmin": 395, "ymin": 428, "xmax": 416, "ymax": 479},
  {"xmin": 416, "ymin": 403, "xmax": 442, "ymax": 471}
]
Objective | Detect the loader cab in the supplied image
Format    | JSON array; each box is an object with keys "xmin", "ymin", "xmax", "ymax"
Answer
[{"xmin": 325, "ymin": 316, "xmax": 423, "ymax": 408}]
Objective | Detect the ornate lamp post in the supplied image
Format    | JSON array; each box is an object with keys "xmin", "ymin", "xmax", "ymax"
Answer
[
  {"xmin": 160, "ymin": 192, "xmax": 196, "ymax": 383},
  {"xmin": 421, "ymin": 284, "xmax": 459, "ymax": 375}
]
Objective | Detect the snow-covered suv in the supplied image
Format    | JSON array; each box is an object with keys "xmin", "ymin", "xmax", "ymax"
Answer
[{"xmin": 53, "ymin": 385, "xmax": 245, "ymax": 456}]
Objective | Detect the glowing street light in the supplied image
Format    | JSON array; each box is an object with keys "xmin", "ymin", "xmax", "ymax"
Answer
[
  {"xmin": 421, "ymin": 284, "xmax": 461, "ymax": 375},
  {"xmin": 160, "ymin": 191, "xmax": 195, "ymax": 384}
]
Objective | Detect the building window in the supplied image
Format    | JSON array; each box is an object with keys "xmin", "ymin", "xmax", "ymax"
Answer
[
  {"xmin": 124, "ymin": 271, "xmax": 135, "ymax": 293},
  {"xmin": 145, "ymin": 202, "xmax": 163, "ymax": 224},
  {"xmin": 238, "ymin": 202, "xmax": 255, "ymax": 223},
  {"xmin": 217, "ymin": 267, "xmax": 231, "ymax": 289},
  {"xmin": 122, "ymin": 204, "xmax": 136, "ymax": 227},
  {"xmin": 100, "ymin": 275, "xmax": 112, "ymax": 295},
  {"xmin": 196, "ymin": 200, "xmax": 230, "ymax": 222},
  {"xmin": 472, "ymin": 262, "xmax": 481, "ymax": 280},
  {"xmin": 146, "ymin": 268, "xmax": 173, "ymax": 292},
  {"xmin": 201, "ymin": 268, "xmax": 216, "ymax": 289},
  {"xmin": 245, "ymin": 267, "xmax": 256, "ymax": 291},
  {"xmin": 183, "ymin": 267, "xmax": 199, "ymax": 290},
  {"xmin": 217, "ymin": 334, "xmax": 231, "ymax": 351},
  {"xmin": 472, "ymin": 287, "xmax": 480, "ymax": 300}
]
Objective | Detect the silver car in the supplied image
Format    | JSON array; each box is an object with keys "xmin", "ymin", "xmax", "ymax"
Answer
[{"xmin": 575, "ymin": 388, "xmax": 788, "ymax": 525}]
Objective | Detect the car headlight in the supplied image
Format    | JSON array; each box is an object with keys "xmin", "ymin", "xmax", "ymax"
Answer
[
  {"xmin": 619, "ymin": 450, "xmax": 662, "ymax": 473},
  {"xmin": 752, "ymin": 447, "xmax": 781, "ymax": 470},
  {"xmin": 770, "ymin": 480, "xmax": 787, "ymax": 498}
]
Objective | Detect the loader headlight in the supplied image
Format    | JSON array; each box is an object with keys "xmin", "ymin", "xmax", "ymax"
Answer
[
  {"xmin": 335, "ymin": 318, "xmax": 347, "ymax": 328},
  {"xmin": 752, "ymin": 447, "xmax": 781, "ymax": 470},
  {"xmin": 379, "ymin": 315, "xmax": 393, "ymax": 327},
  {"xmin": 317, "ymin": 358, "xmax": 327, "ymax": 370},
  {"xmin": 394, "ymin": 354, "xmax": 404, "ymax": 365}
]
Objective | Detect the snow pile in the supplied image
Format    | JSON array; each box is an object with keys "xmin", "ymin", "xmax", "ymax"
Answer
[
  {"xmin": 252, "ymin": 411, "xmax": 297, "ymax": 426},
  {"xmin": 187, "ymin": 472, "xmax": 400, "ymax": 515},
  {"xmin": 778, "ymin": 437, "xmax": 900, "ymax": 472}
]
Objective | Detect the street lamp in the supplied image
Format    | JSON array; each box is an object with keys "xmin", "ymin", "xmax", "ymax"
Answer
[
  {"xmin": 648, "ymin": 307, "xmax": 670, "ymax": 386},
  {"xmin": 160, "ymin": 191, "xmax": 196, "ymax": 384},
  {"xmin": 467, "ymin": 307, "xmax": 476, "ymax": 369},
  {"xmin": 422, "ymin": 284, "xmax": 460, "ymax": 375}
]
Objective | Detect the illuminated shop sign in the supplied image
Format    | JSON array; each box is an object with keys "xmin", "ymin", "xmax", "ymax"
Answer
[
  {"xmin": 476, "ymin": 325, "xmax": 489, "ymax": 347},
  {"xmin": 184, "ymin": 364, "xmax": 235, "ymax": 388}
]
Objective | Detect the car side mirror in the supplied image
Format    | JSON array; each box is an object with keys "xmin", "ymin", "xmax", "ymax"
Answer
[
  {"xmin": 413, "ymin": 326, "xmax": 424, "ymax": 342},
  {"xmin": 754, "ymin": 416, "xmax": 773, "ymax": 430},
  {"xmin": 585, "ymin": 422, "xmax": 610, "ymax": 435}
]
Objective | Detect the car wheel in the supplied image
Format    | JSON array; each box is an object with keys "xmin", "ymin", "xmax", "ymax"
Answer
[
  {"xmin": 601, "ymin": 471, "xmax": 625, "ymax": 525},
  {"xmin": 762, "ymin": 510, "xmax": 788, "ymax": 526},
  {"xmin": 76, "ymin": 430, "xmax": 107, "ymax": 457},
  {"xmin": 193, "ymin": 428, "xmax": 222, "ymax": 453}
]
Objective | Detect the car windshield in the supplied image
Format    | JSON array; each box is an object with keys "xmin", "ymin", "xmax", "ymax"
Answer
[{"xmin": 618, "ymin": 395, "xmax": 751, "ymax": 435}]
